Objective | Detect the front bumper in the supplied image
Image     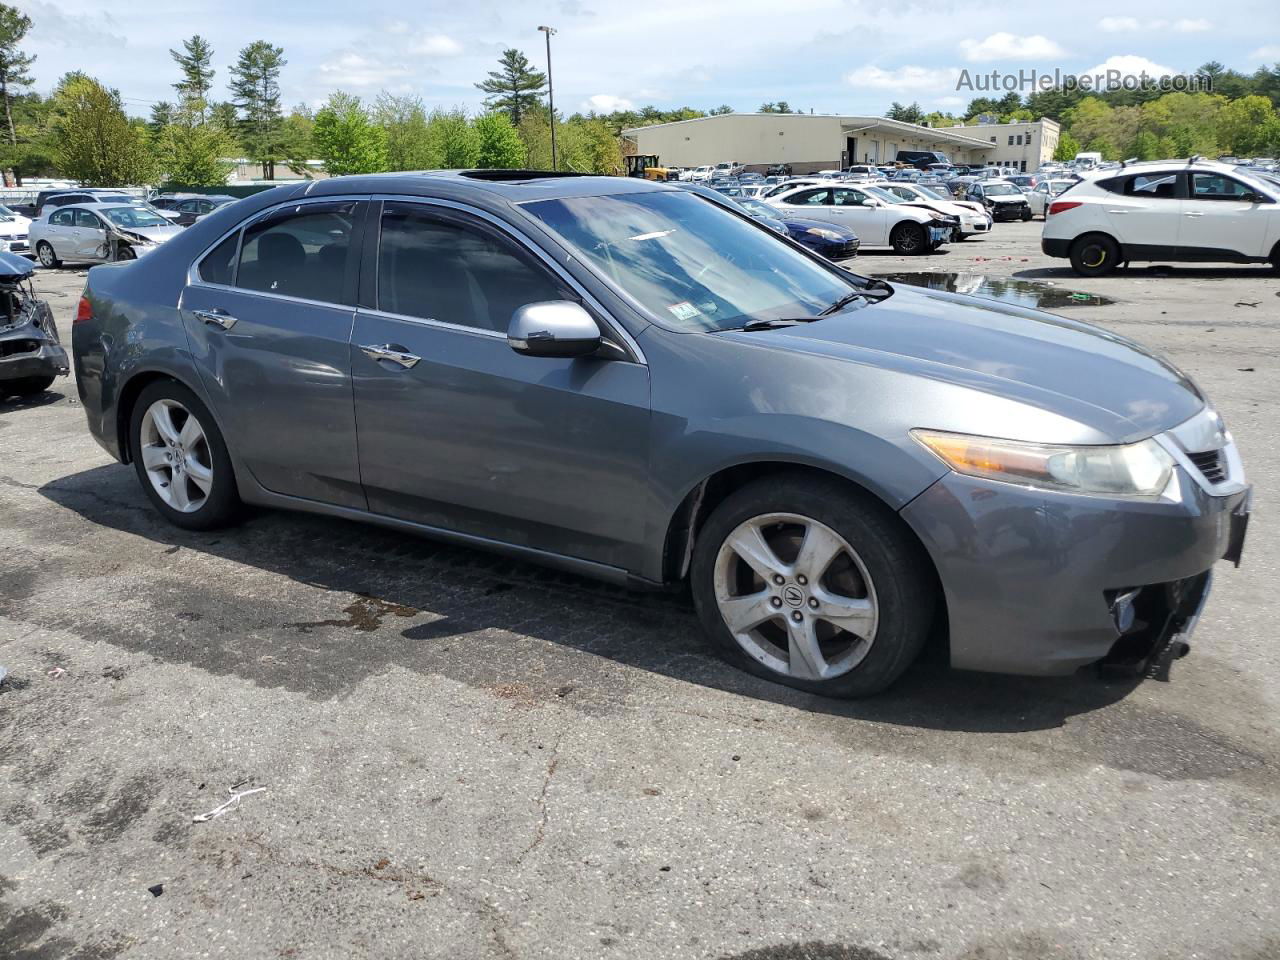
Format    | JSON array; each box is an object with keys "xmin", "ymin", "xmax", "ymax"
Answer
[
  {"xmin": 901, "ymin": 468, "xmax": 1250, "ymax": 676},
  {"xmin": 989, "ymin": 202, "xmax": 1029, "ymax": 221},
  {"xmin": 0, "ymin": 335, "xmax": 69, "ymax": 382}
]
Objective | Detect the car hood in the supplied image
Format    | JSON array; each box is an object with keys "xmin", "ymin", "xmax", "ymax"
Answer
[
  {"xmin": 0, "ymin": 249, "xmax": 34, "ymax": 280},
  {"xmin": 719, "ymin": 283, "xmax": 1203, "ymax": 443},
  {"xmin": 121, "ymin": 224, "xmax": 184, "ymax": 242}
]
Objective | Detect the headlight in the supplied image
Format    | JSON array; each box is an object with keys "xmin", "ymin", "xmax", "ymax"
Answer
[
  {"xmin": 926, "ymin": 211, "xmax": 945, "ymax": 220},
  {"xmin": 911, "ymin": 430, "xmax": 1175, "ymax": 498},
  {"xmin": 805, "ymin": 227, "xmax": 843, "ymax": 241}
]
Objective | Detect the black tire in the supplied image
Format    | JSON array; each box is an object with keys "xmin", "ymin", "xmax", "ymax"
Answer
[
  {"xmin": 690, "ymin": 473, "xmax": 936, "ymax": 698},
  {"xmin": 115, "ymin": 244, "xmax": 136, "ymax": 261},
  {"xmin": 890, "ymin": 221, "xmax": 928, "ymax": 255},
  {"xmin": 129, "ymin": 379, "xmax": 241, "ymax": 531},
  {"xmin": 3, "ymin": 375, "xmax": 56, "ymax": 396},
  {"xmin": 36, "ymin": 241, "xmax": 60, "ymax": 269},
  {"xmin": 1069, "ymin": 234, "xmax": 1120, "ymax": 277},
  {"xmin": 1020, "ymin": 209, "xmax": 1032, "ymax": 222}
]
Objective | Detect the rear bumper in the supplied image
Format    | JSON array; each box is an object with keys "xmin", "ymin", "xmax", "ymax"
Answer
[
  {"xmin": 901, "ymin": 470, "xmax": 1250, "ymax": 676},
  {"xmin": 1041, "ymin": 236, "xmax": 1071, "ymax": 258}
]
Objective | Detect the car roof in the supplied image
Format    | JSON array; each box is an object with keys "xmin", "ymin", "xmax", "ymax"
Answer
[
  {"xmin": 51, "ymin": 201, "xmax": 158, "ymax": 212},
  {"xmin": 291, "ymin": 170, "xmax": 679, "ymax": 205}
]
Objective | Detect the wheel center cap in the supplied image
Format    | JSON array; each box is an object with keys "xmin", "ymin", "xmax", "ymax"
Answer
[{"xmin": 782, "ymin": 584, "xmax": 805, "ymax": 607}]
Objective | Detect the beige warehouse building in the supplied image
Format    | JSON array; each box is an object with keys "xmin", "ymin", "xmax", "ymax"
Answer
[{"xmin": 622, "ymin": 113, "xmax": 1060, "ymax": 173}]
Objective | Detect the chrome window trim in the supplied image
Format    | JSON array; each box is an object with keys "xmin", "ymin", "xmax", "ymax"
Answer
[
  {"xmin": 354, "ymin": 306, "xmax": 507, "ymax": 341},
  {"xmin": 371, "ymin": 194, "xmax": 647, "ymax": 365}
]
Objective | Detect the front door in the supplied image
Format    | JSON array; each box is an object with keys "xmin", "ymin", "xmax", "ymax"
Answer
[
  {"xmin": 829, "ymin": 187, "xmax": 889, "ymax": 245},
  {"xmin": 1182, "ymin": 172, "xmax": 1276, "ymax": 259},
  {"xmin": 74, "ymin": 209, "xmax": 107, "ymax": 260},
  {"xmin": 349, "ymin": 200, "xmax": 651, "ymax": 572},
  {"xmin": 179, "ymin": 198, "xmax": 368, "ymax": 508}
]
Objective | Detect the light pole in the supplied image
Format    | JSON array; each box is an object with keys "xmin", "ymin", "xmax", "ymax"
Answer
[{"xmin": 538, "ymin": 25, "xmax": 557, "ymax": 170}]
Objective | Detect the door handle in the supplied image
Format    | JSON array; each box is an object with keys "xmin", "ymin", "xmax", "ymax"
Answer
[
  {"xmin": 192, "ymin": 308, "xmax": 238, "ymax": 331},
  {"xmin": 1184, "ymin": 212, "xmax": 1204, "ymax": 217},
  {"xmin": 360, "ymin": 343, "xmax": 421, "ymax": 369},
  {"xmin": 1106, "ymin": 209, "xmax": 1129, "ymax": 214}
]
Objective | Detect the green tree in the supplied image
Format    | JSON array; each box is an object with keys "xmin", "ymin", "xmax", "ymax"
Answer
[
  {"xmin": 1216, "ymin": 95, "xmax": 1280, "ymax": 155},
  {"xmin": 759, "ymin": 101, "xmax": 800, "ymax": 114},
  {"xmin": 171, "ymin": 35, "xmax": 215, "ymax": 119},
  {"xmin": 425, "ymin": 107, "xmax": 478, "ymax": 168},
  {"xmin": 473, "ymin": 111, "xmax": 523, "ymax": 168},
  {"xmin": 209, "ymin": 101, "xmax": 239, "ymax": 132},
  {"xmin": 149, "ymin": 101, "xmax": 176, "ymax": 134},
  {"xmin": 49, "ymin": 74, "xmax": 156, "ymax": 185},
  {"xmin": 1084, "ymin": 136, "xmax": 1117, "ymax": 160},
  {"xmin": 475, "ymin": 48, "xmax": 546, "ymax": 125},
  {"xmin": 886, "ymin": 101, "xmax": 923, "ymax": 123},
  {"xmin": 229, "ymin": 40, "xmax": 287, "ymax": 178},
  {"xmin": 709, "ymin": 104, "xmax": 733, "ymax": 115},
  {"xmin": 374, "ymin": 93, "xmax": 432, "ymax": 170},
  {"xmin": 1130, "ymin": 130, "xmax": 1160, "ymax": 160},
  {"xmin": 1053, "ymin": 131, "xmax": 1081, "ymax": 161},
  {"xmin": 279, "ymin": 104, "xmax": 315, "ymax": 175},
  {"xmin": 313, "ymin": 91, "xmax": 386, "ymax": 175},
  {"xmin": 0, "ymin": 4, "xmax": 36, "ymax": 146},
  {"xmin": 156, "ymin": 111, "xmax": 235, "ymax": 186}
]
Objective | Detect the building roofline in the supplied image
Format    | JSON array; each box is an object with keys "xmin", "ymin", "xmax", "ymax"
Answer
[{"xmin": 621, "ymin": 112, "xmax": 998, "ymax": 148}]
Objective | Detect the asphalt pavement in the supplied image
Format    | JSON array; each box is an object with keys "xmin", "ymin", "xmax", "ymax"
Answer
[{"xmin": 2, "ymin": 223, "xmax": 1278, "ymax": 960}]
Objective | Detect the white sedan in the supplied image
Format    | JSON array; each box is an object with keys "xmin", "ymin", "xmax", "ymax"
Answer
[
  {"xmin": 874, "ymin": 181, "xmax": 993, "ymax": 239},
  {"xmin": 0, "ymin": 204, "xmax": 32, "ymax": 256},
  {"xmin": 765, "ymin": 182, "xmax": 952, "ymax": 254},
  {"xmin": 1026, "ymin": 178, "xmax": 1079, "ymax": 219}
]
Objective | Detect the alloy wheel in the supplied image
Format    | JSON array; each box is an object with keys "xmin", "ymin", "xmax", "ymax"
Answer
[
  {"xmin": 713, "ymin": 512, "xmax": 879, "ymax": 681},
  {"xmin": 37, "ymin": 243, "xmax": 56, "ymax": 268},
  {"xmin": 138, "ymin": 398, "xmax": 214, "ymax": 513}
]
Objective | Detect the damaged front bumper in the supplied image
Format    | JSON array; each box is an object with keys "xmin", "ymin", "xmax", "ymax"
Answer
[{"xmin": 0, "ymin": 300, "xmax": 70, "ymax": 384}]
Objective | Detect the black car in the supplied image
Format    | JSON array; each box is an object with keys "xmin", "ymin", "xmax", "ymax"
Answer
[
  {"xmin": 171, "ymin": 195, "xmax": 239, "ymax": 227},
  {"xmin": 965, "ymin": 181, "xmax": 1032, "ymax": 221},
  {"xmin": 765, "ymin": 164, "xmax": 792, "ymax": 177},
  {"xmin": 0, "ymin": 251, "xmax": 67, "ymax": 397}
]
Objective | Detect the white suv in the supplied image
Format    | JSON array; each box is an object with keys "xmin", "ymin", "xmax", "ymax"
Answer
[{"xmin": 1042, "ymin": 159, "xmax": 1280, "ymax": 276}]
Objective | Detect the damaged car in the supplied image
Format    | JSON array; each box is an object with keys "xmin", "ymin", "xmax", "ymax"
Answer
[
  {"xmin": 31, "ymin": 202, "xmax": 183, "ymax": 268},
  {"xmin": 0, "ymin": 250, "xmax": 68, "ymax": 397}
]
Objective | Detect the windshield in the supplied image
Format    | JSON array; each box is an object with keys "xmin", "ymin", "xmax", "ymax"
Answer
[
  {"xmin": 523, "ymin": 191, "xmax": 854, "ymax": 333},
  {"xmin": 737, "ymin": 198, "xmax": 779, "ymax": 219},
  {"xmin": 864, "ymin": 186, "xmax": 906, "ymax": 204},
  {"xmin": 984, "ymin": 183, "xmax": 1022, "ymax": 196},
  {"xmin": 0, "ymin": 204, "xmax": 17, "ymax": 218},
  {"xmin": 1049, "ymin": 181, "xmax": 1074, "ymax": 195},
  {"xmin": 101, "ymin": 206, "xmax": 170, "ymax": 228}
]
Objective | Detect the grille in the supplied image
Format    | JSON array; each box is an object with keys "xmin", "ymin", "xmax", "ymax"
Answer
[
  {"xmin": 1187, "ymin": 449, "xmax": 1227, "ymax": 484},
  {"xmin": 0, "ymin": 338, "xmax": 38, "ymax": 358}
]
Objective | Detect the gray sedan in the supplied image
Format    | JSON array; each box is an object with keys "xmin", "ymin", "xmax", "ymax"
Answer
[{"xmin": 70, "ymin": 172, "xmax": 1250, "ymax": 697}]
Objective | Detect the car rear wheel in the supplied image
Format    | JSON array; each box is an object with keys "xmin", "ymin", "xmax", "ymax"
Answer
[
  {"xmin": 690, "ymin": 474, "xmax": 935, "ymax": 698},
  {"xmin": 129, "ymin": 379, "xmax": 241, "ymax": 530},
  {"xmin": 1069, "ymin": 234, "xmax": 1120, "ymax": 277},
  {"xmin": 36, "ymin": 242, "xmax": 60, "ymax": 269},
  {"xmin": 890, "ymin": 221, "xmax": 927, "ymax": 255}
]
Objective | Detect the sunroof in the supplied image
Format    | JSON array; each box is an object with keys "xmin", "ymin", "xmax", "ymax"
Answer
[{"xmin": 458, "ymin": 169, "xmax": 591, "ymax": 181}]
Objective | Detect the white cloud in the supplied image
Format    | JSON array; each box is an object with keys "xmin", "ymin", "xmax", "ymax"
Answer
[
  {"xmin": 959, "ymin": 33, "xmax": 1065, "ymax": 62},
  {"xmin": 408, "ymin": 33, "xmax": 462, "ymax": 56},
  {"xmin": 1098, "ymin": 17, "xmax": 1139, "ymax": 32},
  {"xmin": 316, "ymin": 52, "xmax": 416, "ymax": 90},
  {"xmin": 933, "ymin": 96, "xmax": 966, "ymax": 108},
  {"xmin": 1172, "ymin": 18, "xmax": 1210, "ymax": 33},
  {"xmin": 1249, "ymin": 45, "xmax": 1280, "ymax": 62},
  {"xmin": 845, "ymin": 65, "xmax": 955, "ymax": 92},
  {"xmin": 583, "ymin": 94, "xmax": 634, "ymax": 112},
  {"xmin": 1082, "ymin": 55, "xmax": 1177, "ymax": 79}
]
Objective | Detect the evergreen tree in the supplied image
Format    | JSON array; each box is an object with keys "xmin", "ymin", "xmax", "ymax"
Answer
[
  {"xmin": 475, "ymin": 49, "xmax": 546, "ymax": 125},
  {"xmin": 149, "ymin": 101, "xmax": 176, "ymax": 134},
  {"xmin": 229, "ymin": 40, "xmax": 286, "ymax": 178},
  {"xmin": 171, "ymin": 35, "xmax": 214, "ymax": 118},
  {"xmin": 0, "ymin": 4, "xmax": 35, "ymax": 146}
]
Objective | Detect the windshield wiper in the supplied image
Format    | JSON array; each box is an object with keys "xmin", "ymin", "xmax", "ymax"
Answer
[
  {"xmin": 737, "ymin": 317, "xmax": 820, "ymax": 331},
  {"xmin": 821, "ymin": 280, "xmax": 893, "ymax": 315}
]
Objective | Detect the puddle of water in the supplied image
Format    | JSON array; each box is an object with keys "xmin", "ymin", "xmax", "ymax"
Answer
[{"xmin": 875, "ymin": 272, "xmax": 1114, "ymax": 308}]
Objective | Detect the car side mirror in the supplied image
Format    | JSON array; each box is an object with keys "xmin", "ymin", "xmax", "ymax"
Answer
[
  {"xmin": 509, "ymin": 301, "xmax": 602, "ymax": 358},
  {"xmin": 1246, "ymin": 192, "xmax": 1273, "ymax": 204}
]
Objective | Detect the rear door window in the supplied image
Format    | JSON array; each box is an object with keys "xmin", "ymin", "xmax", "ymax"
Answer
[
  {"xmin": 1125, "ymin": 173, "xmax": 1179, "ymax": 198},
  {"xmin": 236, "ymin": 201, "xmax": 361, "ymax": 304},
  {"xmin": 49, "ymin": 209, "xmax": 74, "ymax": 227}
]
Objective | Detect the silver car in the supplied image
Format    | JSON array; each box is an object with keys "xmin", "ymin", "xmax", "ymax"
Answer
[
  {"xmin": 71, "ymin": 172, "xmax": 1251, "ymax": 697},
  {"xmin": 31, "ymin": 202, "xmax": 183, "ymax": 267}
]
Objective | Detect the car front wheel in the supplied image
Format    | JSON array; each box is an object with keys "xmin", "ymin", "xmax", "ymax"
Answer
[
  {"xmin": 690, "ymin": 474, "xmax": 935, "ymax": 698},
  {"xmin": 890, "ymin": 221, "xmax": 927, "ymax": 255},
  {"xmin": 129, "ymin": 379, "xmax": 241, "ymax": 530},
  {"xmin": 36, "ymin": 241, "xmax": 60, "ymax": 269}
]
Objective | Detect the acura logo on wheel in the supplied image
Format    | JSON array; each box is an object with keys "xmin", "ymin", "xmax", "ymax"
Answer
[{"xmin": 783, "ymin": 585, "xmax": 804, "ymax": 607}]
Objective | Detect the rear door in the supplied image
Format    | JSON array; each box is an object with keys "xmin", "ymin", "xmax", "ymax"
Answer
[
  {"xmin": 1101, "ymin": 172, "xmax": 1183, "ymax": 254},
  {"xmin": 179, "ymin": 198, "xmax": 369, "ymax": 508},
  {"xmin": 43, "ymin": 209, "xmax": 75, "ymax": 257},
  {"xmin": 348, "ymin": 199, "xmax": 652, "ymax": 572},
  {"xmin": 1182, "ymin": 172, "xmax": 1276, "ymax": 258}
]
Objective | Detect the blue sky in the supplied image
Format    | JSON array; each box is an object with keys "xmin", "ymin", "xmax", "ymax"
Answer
[{"xmin": 13, "ymin": 0, "xmax": 1280, "ymax": 119}]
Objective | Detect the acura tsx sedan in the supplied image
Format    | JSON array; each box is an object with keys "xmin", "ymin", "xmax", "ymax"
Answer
[{"xmin": 71, "ymin": 171, "xmax": 1251, "ymax": 697}]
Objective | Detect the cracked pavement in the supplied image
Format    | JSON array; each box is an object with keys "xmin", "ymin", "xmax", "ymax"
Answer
[{"xmin": 2, "ymin": 227, "xmax": 1279, "ymax": 960}]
